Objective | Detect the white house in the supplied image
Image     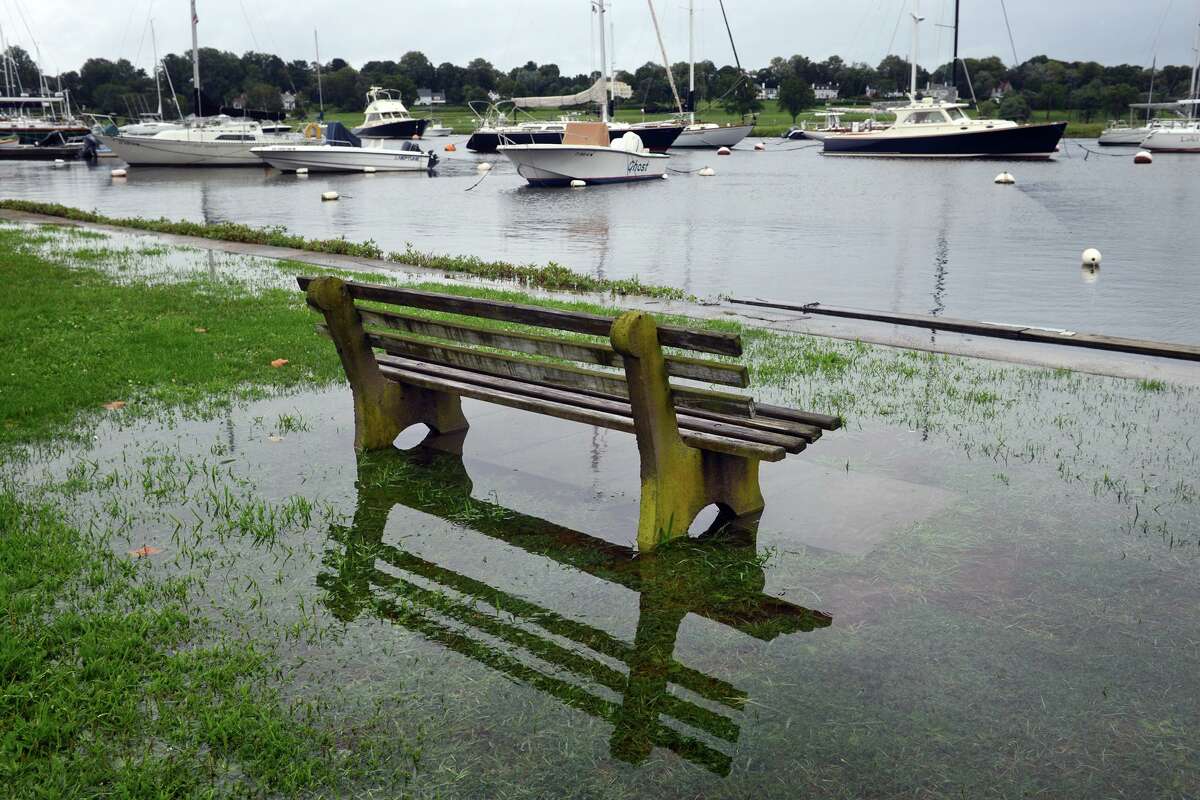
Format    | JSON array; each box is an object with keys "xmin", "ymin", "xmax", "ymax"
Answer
[
  {"xmin": 814, "ymin": 84, "xmax": 840, "ymax": 101},
  {"xmin": 280, "ymin": 91, "xmax": 297, "ymax": 112},
  {"xmin": 415, "ymin": 88, "xmax": 447, "ymax": 106},
  {"xmin": 757, "ymin": 82, "xmax": 779, "ymax": 101}
]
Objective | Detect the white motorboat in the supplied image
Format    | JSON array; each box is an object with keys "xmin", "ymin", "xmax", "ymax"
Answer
[
  {"xmin": 499, "ymin": 121, "xmax": 667, "ymax": 186},
  {"xmin": 103, "ymin": 116, "xmax": 294, "ymax": 166},
  {"xmin": 252, "ymin": 122, "xmax": 436, "ymax": 172},
  {"xmin": 425, "ymin": 119, "xmax": 453, "ymax": 136},
  {"xmin": 352, "ymin": 87, "xmax": 429, "ymax": 139},
  {"xmin": 1098, "ymin": 101, "xmax": 1197, "ymax": 146}
]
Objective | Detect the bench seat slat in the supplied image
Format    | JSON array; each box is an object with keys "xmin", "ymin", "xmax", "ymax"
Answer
[
  {"xmin": 357, "ymin": 307, "xmax": 750, "ymax": 388},
  {"xmin": 754, "ymin": 402, "xmax": 843, "ymax": 431},
  {"xmin": 297, "ymin": 276, "xmax": 743, "ymax": 356},
  {"xmin": 377, "ymin": 354, "xmax": 808, "ymax": 454},
  {"xmin": 375, "ymin": 360, "xmax": 788, "ymax": 462}
]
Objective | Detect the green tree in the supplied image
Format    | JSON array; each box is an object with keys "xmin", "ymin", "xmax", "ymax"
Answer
[
  {"xmin": 778, "ymin": 77, "xmax": 815, "ymax": 123},
  {"xmin": 722, "ymin": 73, "xmax": 762, "ymax": 118},
  {"xmin": 997, "ymin": 92, "xmax": 1031, "ymax": 122},
  {"xmin": 244, "ymin": 82, "xmax": 282, "ymax": 111}
]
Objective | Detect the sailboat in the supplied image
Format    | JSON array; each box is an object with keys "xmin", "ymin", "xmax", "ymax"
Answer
[
  {"xmin": 497, "ymin": 1, "xmax": 668, "ymax": 186},
  {"xmin": 670, "ymin": 0, "xmax": 753, "ymax": 148},
  {"xmin": 1141, "ymin": 22, "xmax": 1200, "ymax": 153},
  {"xmin": 101, "ymin": 1, "xmax": 294, "ymax": 167},
  {"xmin": 822, "ymin": 0, "xmax": 1065, "ymax": 158}
]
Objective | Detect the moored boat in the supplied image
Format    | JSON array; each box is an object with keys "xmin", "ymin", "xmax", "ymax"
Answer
[
  {"xmin": 499, "ymin": 121, "xmax": 667, "ymax": 187},
  {"xmin": 352, "ymin": 87, "xmax": 429, "ymax": 139},
  {"xmin": 252, "ymin": 122, "xmax": 437, "ymax": 172}
]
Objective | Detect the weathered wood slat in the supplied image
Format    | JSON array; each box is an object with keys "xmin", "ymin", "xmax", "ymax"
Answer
[
  {"xmin": 755, "ymin": 402, "xmax": 843, "ymax": 431},
  {"xmin": 375, "ymin": 361, "xmax": 787, "ymax": 461},
  {"xmin": 377, "ymin": 353, "xmax": 808, "ymax": 454},
  {"xmin": 297, "ymin": 275, "xmax": 743, "ymax": 356},
  {"xmin": 356, "ymin": 307, "xmax": 749, "ymax": 387}
]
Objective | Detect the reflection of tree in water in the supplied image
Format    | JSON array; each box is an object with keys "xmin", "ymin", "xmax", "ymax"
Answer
[{"xmin": 318, "ymin": 437, "xmax": 831, "ymax": 775}]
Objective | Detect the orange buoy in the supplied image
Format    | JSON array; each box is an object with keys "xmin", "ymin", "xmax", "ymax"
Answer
[{"xmin": 445, "ymin": 143, "xmax": 457, "ymax": 152}]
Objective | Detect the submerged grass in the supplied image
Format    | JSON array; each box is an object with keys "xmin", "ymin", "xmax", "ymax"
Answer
[{"xmin": 0, "ymin": 200, "xmax": 686, "ymax": 300}]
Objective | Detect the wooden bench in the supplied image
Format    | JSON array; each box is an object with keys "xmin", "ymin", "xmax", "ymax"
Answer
[{"xmin": 299, "ymin": 275, "xmax": 841, "ymax": 550}]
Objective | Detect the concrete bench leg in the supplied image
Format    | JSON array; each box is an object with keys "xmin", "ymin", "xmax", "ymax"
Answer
[
  {"xmin": 610, "ymin": 311, "xmax": 763, "ymax": 552},
  {"xmin": 306, "ymin": 276, "xmax": 468, "ymax": 450}
]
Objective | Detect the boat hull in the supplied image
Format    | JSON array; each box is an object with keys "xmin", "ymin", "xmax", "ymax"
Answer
[
  {"xmin": 1097, "ymin": 128, "xmax": 1149, "ymax": 146},
  {"xmin": 0, "ymin": 143, "xmax": 86, "ymax": 160},
  {"xmin": 1140, "ymin": 129, "xmax": 1200, "ymax": 152},
  {"xmin": 466, "ymin": 130, "xmax": 563, "ymax": 152},
  {"xmin": 252, "ymin": 144, "xmax": 431, "ymax": 172},
  {"xmin": 823, "ymin": 122, "xmax": 1067, "ymax": 159},
  {"xmin": 101, "ymin": 134, "xmax": 266, "ymax": 166},
  {"xmin": 671, "ymin": 123, "xmax": 754, "ymax": 148},
  {"xmin": 352, "ymin": 118, "xmax": 429, "ymax": 139},
  {"xmin": 498, "ymin": 144, "xmax": 668, "ymax": 186}
]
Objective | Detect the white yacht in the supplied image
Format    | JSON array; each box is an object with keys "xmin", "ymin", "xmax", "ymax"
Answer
[
  {"xmin": 104, "ymin": 116, "xmax": 293, "ymax": 166},
  {"xmin": 352, "ymin": 87, "xmax": 429, "ymax": 139},
  {"xmin": 252, "ymin": 122, "xmax": 437, "ymax": 172}
]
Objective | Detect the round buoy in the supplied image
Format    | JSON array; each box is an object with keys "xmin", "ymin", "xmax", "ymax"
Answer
[
  {"xmin": 52, "ymin": 159, "xmax": 66, "ymax": 168},
  {"xmin": 445, "ymin": 143, "xmax": 457, "ymax": 152},
  {"xmin": 1134, "ymin": 150, "xmax": 1153, "ymax": 164},
  {"xmin": 754, "ymin": 142, "xmax": 766, "ymax": 151},
  {"xmin": 717, "ymin": 146, "xmax": 732, "ymax": 156},
  {"xmin": 477, "ymin": 162, "xmax": 492, "ymax": 172},
  {"xmin": 698, "ymin": 166, "xmax": 716, "ymax": 177},
  {"xmin": 1081, "ymin": 248, "xmax": 1102, "ymax": 268},
  {"xmin": 363, "ymin": 166, "xmax": 376, "ymax": 173},
  {"xmin": 994, "ymin": 172, "xmax": 1015, "ymax": 185},
  {"xmin": 321, "ymin": 191, "xmax": 340, "ymax": 201},
  {"xmin": 110, "ymin": 168, "xmax": 127, "ymax": 178},
  {"xmin": 296, "ymin": 167, "xmax": 309, "ymax": 175},
  {"xmin": 569, "ymin": 179, "xmax": 586, "ymax": 188}
]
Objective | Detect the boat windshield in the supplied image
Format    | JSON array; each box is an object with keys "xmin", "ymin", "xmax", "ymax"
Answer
[
  {"xmin": 908, "ymin": 110, "xmax": 947, "ymax": 124},
  {"xmin": 946, "ymin": 107, "xmax": 967, "ymax": 121}
]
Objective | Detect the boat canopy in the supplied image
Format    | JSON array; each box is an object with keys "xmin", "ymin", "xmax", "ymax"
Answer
[
  {"xmin": 324, "ymin": 122, "xmax": 362, "ymax": 148},
  {"xmin": 513, "ymin": 77, "xmax": 632, "ymax": 109},
  {"xmin": 561, "ymin": 121, "xmax": 609, "ymax": 147}
]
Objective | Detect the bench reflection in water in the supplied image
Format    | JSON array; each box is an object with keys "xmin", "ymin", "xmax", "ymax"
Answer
[{"xmin": 318, "ymin": 433, "xmax": 832, "ymax": 776}]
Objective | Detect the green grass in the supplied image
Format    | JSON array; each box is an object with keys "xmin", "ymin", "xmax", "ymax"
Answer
[{"xmin": 0, "ymin": 491, "xmax": 343, "ymax": 798}]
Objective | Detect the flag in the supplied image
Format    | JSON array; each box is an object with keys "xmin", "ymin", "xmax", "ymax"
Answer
[{"xmin": 191, "ymin": 1, "xmax": 198, "ymax": 25}]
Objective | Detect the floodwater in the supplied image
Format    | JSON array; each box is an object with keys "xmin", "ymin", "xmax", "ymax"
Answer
[
  {"xmin": 3, "ymin": 137, "xmax": 1199, "ymax": 343},
  {"xmin": 16, "ymin": 355, "xmax": 1200, "ymax": 797}
]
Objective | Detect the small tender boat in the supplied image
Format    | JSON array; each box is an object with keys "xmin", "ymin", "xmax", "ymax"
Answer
[
  {"xmin": 352, "ymin": 86, "xmax": 429, "ymax": 139},
  {"xmin": 252, "ymin": 122, "xmax": 437, "ymax": 172},
  {"xmin": 425, "ymin": 119, "xmax": 453, "ymax": 136},
  {"xmin": 499, "ymin": 121, "xmax": 667, "ymax": 186}
]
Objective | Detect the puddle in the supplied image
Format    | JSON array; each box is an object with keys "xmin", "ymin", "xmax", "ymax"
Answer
[{"xmin": 9, "ymin": 375, "xmax": 1200, "ymax": 798}]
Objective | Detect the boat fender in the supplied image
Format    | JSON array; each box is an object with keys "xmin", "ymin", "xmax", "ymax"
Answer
[
  {"xmin": 698, "ymin": 166, "xmax": 715, "ymax": 176},
  {"xmin": 717, "ymin": 146, "xmax": 732, "ymax": 155},
  {"xmin": 1134, "ymin": 150, "xmax": 1153, "ymax": 164},
  {"xmin": 994, "ymin": 172, "xmax": 1015, "ymax": 185},
  {"xmin": 363, "ymin": 167, "xmax": 376, "ymax": 174},
  {"xmin": 570, "ymin": 179, "xmax": 586, "ymax": 188},
  {"xmin": 1081, "ymin": 248, "xmax": 1101, "ymax": 268}
]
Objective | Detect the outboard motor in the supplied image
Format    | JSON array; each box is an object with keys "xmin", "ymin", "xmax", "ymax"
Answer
[
  {"xmin": 81, "ymin": 133, "xmax": 100, "ymax": 162},
  {"xmin": 426, "ymin": 150, "xmax": 439, "ymax": 170}
]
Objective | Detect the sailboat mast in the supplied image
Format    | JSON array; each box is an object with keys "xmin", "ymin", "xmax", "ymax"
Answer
[
  {"xmin": 189, "ymin": 0, "xmax": 202, "ymax": 115},
  {"xmin": 314, "ymin": 29, "xmax": 325, "ymax": 115},
  {"xmin": 597, "ymin": 0, "xmax": 609, "ymax": 123},
  {"xmin": 646, "ymin": 0, "xmax": 683, "ymax": 114},
  {"xmin": 0, "ymin": 23, "xmax": 10, "ymax": 97},
  {"xmin": 688, "ymin": 0, "xmax": 695, "ymax": 125},
  {"xmin": 909, "ymin": 0, "xmax": 922, "ymax": 99},
  {"xmin": 151, "ymin": 19, "xmax": 163, "ymax": 119},
  {"xmin": 950, "ymin": 0, "xmax": 960, "ymax": 91}
]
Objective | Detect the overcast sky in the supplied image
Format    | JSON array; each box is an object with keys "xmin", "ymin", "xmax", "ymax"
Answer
[{"xmin": 6, "ymin": 0, "xmax": 1200, "ymax": 78}]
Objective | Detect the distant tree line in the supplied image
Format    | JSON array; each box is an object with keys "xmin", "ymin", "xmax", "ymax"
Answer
[{"xmin": 3, "ymin": 43, "xmax": 1192, "ymax": 123}]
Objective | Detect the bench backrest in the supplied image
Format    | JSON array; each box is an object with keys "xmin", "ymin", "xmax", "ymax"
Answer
[{"xmin": 297, "ymin": 276, "xmax": 755, "ymax": 416}]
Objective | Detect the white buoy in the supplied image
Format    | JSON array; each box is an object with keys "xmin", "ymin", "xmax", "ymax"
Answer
[
  {"xmin": 1081, "ymin": 248, "xmax": 1102, "ymax": 268},
  {"xmin": 477, "ymin": 162, "xmax": 493, "ymax": 172},
  {"xmin": 363, "ymin": 166, "xmax": 376, "ymax": 173},
  {"xmin": 994, "ymin": 171, "xmax": 1015, "ymax": 184},
  {"xmin": 295, "ymin": 167, "xmax": 309, "ymax": 175},
  {"xmin": 698, "ymin": 166, "xmax": 716, "ymax": 177},
  {"xmin": 321, "ymin": 191, "xmax": 340, "ymax": 201},
  {"xmin": 754, "ymin": 142, "xmax": 766, "ymax": 151},
  {"xmin": 717, "ymin": 146, "xmax": 732, "ymax": 156},
  {"xmin": 110, "ymin": 168, "xmax": 127, "ymax": 178},
  {"xmin": 1134, "ymin": 150, "xmax": 1153, "ymax": 164},
  {"xmin": 52, "ymin": 159, "xmax": 66, "ymax": 168},
  {"xmin": 569, "ymin": 179, "xmax": 586, "ymax": 188}
]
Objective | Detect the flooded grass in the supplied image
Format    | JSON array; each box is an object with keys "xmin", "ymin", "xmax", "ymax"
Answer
[{"xmin": 2, "ymin": 219, "xmax": 1199, "ymax": 797}]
